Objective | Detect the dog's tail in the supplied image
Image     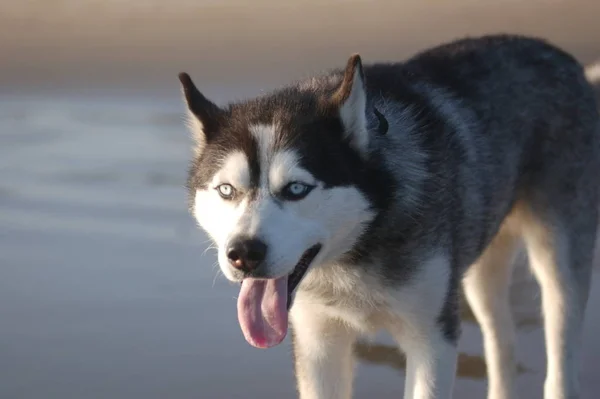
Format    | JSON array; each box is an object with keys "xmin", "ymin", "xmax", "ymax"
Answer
[{"xmin": 585, "ymin": 60, "xmax": 600, "ymax": 85}]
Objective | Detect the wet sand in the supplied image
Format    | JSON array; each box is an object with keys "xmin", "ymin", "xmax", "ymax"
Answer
[{"xmin": 1, "ymin": 1, "xmax": 600, "ymax": 398}]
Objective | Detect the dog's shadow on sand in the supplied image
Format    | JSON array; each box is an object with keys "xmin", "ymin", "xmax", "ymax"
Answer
[{"xmin": 353, "ymin": 340, "xmax": 530, "ymax": 381}]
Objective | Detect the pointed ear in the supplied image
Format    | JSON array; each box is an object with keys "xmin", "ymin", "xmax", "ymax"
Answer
[
  {"xmin": 331, "ymin": 54, "xmax": 368, "ymax": 155},
  {"xmin": 178, "ymin": 72, "xmax": 224, "ymax": 153}
]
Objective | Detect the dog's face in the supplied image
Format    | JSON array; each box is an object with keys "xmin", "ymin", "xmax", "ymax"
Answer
[
  {"xmin": 190, "ymin": 139, "xmax": 374, "ymax": 283},
  {"xmin": 180, "ymin": 55, "xmax": 377, "ymax": 348}
]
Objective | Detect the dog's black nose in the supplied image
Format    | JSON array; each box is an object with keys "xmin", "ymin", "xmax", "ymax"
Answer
[{"xmin": 226, "ymin": 237, "xmax": 267, "ymax": 272}]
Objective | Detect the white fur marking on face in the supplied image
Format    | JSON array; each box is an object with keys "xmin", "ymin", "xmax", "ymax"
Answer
[
  {"xmin": 210, "ymin": 151, "xmax": 251, "ymax": 190},
  {"xmin": 193, "ymin": 190, "xmax": 250, "ymax": 281},
  {"xmin": 269, "ymin": 150, "xmax": 317, "ymax": 191},
  {"xmin": 192, "ymin": 151, "xmax": 253, "ymax": 281},
  {"xmin": 339, "ymin": 67, "xmax": 368, "ymax": 154}
]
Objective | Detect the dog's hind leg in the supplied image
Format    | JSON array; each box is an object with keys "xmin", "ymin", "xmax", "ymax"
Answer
[
  {"xmin": 519, "ymin": 197, "xmax": 597, "ymax": 399},
  {"xmin": 462, "ymin": 225, "xmax": 520, "ymax": 399},
  {"xmin": 290, "ymin": 302, "xmax": 358, "ymax": 399}
]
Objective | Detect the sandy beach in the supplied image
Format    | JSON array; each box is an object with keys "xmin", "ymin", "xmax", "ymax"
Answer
[{"xmin": 1, "ymin": 1, "xmax": 599, "ymax": 398}]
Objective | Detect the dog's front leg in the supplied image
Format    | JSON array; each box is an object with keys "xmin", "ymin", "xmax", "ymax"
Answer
[
  {"xmin": 388, "ymin": 254, "xmax": 460, "ymax": 399},
  {"xmin": 290, "ymin": 303, "xmax": 358, "ymax": 399},
  {"xmin": 400, "ymin": 328, "xmax": 458, "ymax": 399}
]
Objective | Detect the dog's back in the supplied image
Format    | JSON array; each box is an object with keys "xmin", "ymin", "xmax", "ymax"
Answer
[{"xmin": 354, "ymin": 34, "xmax": 599, "ymax": 275}]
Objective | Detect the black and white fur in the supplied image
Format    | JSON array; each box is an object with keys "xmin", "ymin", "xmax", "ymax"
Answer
[{"xmin": 179, "ymin": 34, "xmax": 600, "ymax": 399}]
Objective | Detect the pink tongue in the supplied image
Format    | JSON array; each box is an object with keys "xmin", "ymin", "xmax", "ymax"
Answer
[{"xmin": 237, "ymin": 277, "xmax": 288, "ymax": 348}]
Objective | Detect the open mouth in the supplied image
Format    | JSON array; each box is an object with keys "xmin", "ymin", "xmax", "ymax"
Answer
[
  {"xmin": 236, "ymin": 244, "xmax": 322, "ymax": 349},
  {"xmin": 286, "ymin": 244, "xmax": 322, "ymax": 310}
]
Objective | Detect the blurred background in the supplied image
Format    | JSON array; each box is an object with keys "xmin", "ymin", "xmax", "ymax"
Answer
[{"xmin": 0, "ymin": 1, "xmax": 599, "ymax": 398}]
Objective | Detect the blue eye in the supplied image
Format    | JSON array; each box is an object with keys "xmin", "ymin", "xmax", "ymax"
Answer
[
  {"xmin": 281, "ymin": 182, "xmax": 314, "ymax": 200},
  {"xmin": 216, "ymin": 184, "xmax": 235, "ymax": 200}
]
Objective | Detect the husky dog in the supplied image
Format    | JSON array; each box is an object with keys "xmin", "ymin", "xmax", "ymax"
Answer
[{"xmin": 178, "ymin": 34, "xmax": 599, "ymax": 399}]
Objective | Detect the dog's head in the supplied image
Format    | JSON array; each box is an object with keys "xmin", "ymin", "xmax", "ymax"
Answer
[{"xmin": 180, "ymin": 55, "xmax": 377, "ymax": 348}]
